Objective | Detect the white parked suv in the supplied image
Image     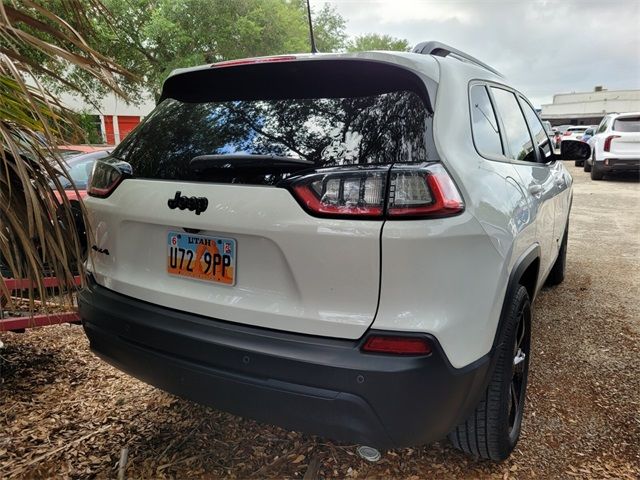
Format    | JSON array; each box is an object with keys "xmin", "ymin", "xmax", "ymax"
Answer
[
  {"xmin": 585, "ymin": 112, "xmax": 640, "ymax": 180},
  {"xmin": 78, "ymin": 42, "xmax": 590, "ymax": 461}
]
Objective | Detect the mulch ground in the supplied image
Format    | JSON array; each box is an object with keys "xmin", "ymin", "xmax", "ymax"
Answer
[{"xmin": 1, "ymin": 164, "xmax": 638, "ymax": 479}]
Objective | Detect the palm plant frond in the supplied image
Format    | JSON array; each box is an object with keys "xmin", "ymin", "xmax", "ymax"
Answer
[{"xmin": 0, "ymin": 0, "xmax": 134, "ymax": 311}]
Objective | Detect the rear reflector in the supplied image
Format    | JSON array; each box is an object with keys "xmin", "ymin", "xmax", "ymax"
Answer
[{"xmin": 362, "ymin": 335, "xmax": 432, "ymax": 355}]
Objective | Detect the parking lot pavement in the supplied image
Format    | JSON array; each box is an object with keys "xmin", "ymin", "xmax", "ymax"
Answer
[{"xmin": 0, "ymin": 162, "xmax": 638, "ymax": 479}]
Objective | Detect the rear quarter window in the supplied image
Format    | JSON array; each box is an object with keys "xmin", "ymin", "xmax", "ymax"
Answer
[
  {"xmin": 469, "ymin": 85, "xmax": 503, "ymax": 157},
  {"xmin": 597, "ymin": 119, "xmax": 609, "ymax": 133}
]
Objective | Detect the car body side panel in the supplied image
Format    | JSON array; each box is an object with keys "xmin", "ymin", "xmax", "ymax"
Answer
[
  {"xmin": 509, "ymin": 162, "xmax": 557, "ymax": 281},
  {"xmin": 552, "ymin": 162, "xmax": 573, "ymax": 248},
  {"xmin": 373, "ymin": 213, "xmax": 507, "ymax": 368},
  {"xmin": 371, "ymin": 58, "xmax": 538, "ymax": 368}
]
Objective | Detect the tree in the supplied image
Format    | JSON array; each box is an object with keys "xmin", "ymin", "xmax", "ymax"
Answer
[
  {"xmin": 346, "ymin": 33, "xmax": 411, "ymax": 53},
  {"xmin": 0, "ymin": 0, "xmax": 133, "ymax": 305},
  {"xmin": 39, "ymin": 0, "xmax": 348, "ymax": 100}
]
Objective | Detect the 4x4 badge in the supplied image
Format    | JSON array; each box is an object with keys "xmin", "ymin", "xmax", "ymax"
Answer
[{"xmin": 167, "ymin": 191, "xmax": 209, "ymax": 215}]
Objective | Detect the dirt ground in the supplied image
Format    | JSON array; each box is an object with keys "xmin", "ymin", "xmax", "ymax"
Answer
[{"xmin": 1, "ymin": 162, "xmax": 639, "ymax": 479}]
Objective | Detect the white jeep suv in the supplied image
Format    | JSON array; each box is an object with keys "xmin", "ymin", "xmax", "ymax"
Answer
[
  {"xmin": 585, "ymin": 112, "xmax": 640, "ymax": 180},
  {"xmin": 79, "ymin": 42, "xmax": 590, "ymax": 461}
]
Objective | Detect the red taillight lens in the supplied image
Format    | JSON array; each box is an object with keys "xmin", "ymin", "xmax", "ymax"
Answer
[
  {"xmin": 603, "ymin": 135, "xmax": 621, "ymax": 152},
  {"xmin": 288, "ymin": 163, "xmax": 464, "ymax": 219},
  {"xmin": 88, "ymin": 160, "xmax": 131, "ymax": 198},
  {"xmin": 290, "ymin": 169, "xmax": 387, "ymax": 218},
  {"xmin": 387, "ymin": 164, "xmax": 464, "ymax": 218},
  {"xmin": 362, "ymin": 335, "xmax": 432, "ymax": 355}
]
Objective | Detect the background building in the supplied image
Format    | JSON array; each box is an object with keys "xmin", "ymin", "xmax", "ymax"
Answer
[
  {"xmin": 60, "ymin": 91, "xmax": 156, "ymax": 145},
  {"xmin": 541, "ymin": 87, "xmax": 640, "ymax": 127}
]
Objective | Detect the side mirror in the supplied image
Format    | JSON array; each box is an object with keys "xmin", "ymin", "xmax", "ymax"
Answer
[{"xmin": 558, "ymin": 139, "xmax": 590, "ymax": 161}]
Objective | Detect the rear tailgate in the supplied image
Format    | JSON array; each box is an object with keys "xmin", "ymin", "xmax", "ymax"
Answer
[
  {"xmin": 86, "ymin": 181, "xmax": 382, "ymax": 338},
  {"xmin": 611, "ymin": 116, "xmax": 640, "ymax": 156},
  {"xmin": 610, "ymin": 134, "xmax": 640, "ymax": 156},
  {"xmin": 86, "ymin": 57, "xmax": 439, "ymax": 339}
]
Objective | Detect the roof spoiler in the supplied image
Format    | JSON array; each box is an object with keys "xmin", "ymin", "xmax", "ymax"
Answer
[{"xmin": 412, "ymin": 41, "xmax": 503, "ymax": 78}]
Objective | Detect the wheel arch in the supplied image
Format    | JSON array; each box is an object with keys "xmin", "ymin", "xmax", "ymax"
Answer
[{"xmin": 492, "ymin": 245, "xmax": 540, "ymax": 350}]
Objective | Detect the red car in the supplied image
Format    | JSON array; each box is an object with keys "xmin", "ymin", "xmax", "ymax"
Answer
[
  {"xmin": 54, "ymin": 149, "xmax": 111, "ymax": 200},
  {"xmin": 54, "ymin": 150, "xmax": 111, "ymax": 253},
  {"xmin": 56, "ymin": 144, "xmax": 110, "ymax": 159}
]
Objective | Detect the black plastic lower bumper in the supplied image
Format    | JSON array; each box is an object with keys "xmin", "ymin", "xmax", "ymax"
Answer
[
  {"xmin": 597, "ymin": 159, "xmax": 640, "ymax": 172},
  {"xmin": 78, "ymin": 281, "xmax": 492, "ymax": 448}
]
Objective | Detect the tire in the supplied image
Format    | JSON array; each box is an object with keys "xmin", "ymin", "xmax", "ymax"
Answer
[
  {"xmin": 449, "ymin": 285, "xmax": 531, "ymax": 461},
  {"xmin": 584, "ymin": 160, "xmax": 591, "ymax": 172},
  {"xmin": 591, "ymin": 163, "xmax": 603, "ymax": 180},
  {"xmin": 546, "ymin": 221, "xmax": 568, "ymax": 286},
  {"xmin": 574, "ymin": 160, "xmax": 583, "ymax": 167}
]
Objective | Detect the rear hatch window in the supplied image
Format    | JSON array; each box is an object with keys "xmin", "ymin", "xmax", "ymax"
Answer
[
  {"xmin": 112, "ymin": 59, "xmax": 437, "ymax": 185},
  {"xmin": 613, "ymin": 116, "xmax": 640, "ymax": 132}
]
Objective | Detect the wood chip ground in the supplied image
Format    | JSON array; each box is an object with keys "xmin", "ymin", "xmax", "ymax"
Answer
[{"xmin": 1, "ymin": 163, "xmax": 638, "ymax": 479}]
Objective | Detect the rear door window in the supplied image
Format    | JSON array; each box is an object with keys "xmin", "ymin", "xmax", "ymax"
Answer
[
  {"xmin": 470, "ymin": 85, "xmax": 503, "ymax": 157},
  {"xmin": 490, "ymin": 87, "xmax": 536, "ymax": 162},
  {"xmin": 519, "ymin": 97, "xmax": 553, "ymax": 162},
  {"xmin": 613, "ymin": 116, "xmax": 640, "ymax": 132}
]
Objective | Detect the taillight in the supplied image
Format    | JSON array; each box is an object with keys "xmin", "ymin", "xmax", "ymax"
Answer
[
  {"xmin": 563, "ymin": 131, "xmax": 571, "ymax": 136},
  {"xmin": 287, "ymin": 163, "xmax": 464, "ymax": 219},
  {"xmin": 604, "ymin": 135, "xmax": 621, "ymax": 152},
  {"xmin": 291, "ymin": 169, "xmax": 386, "ymax": 218},
  {"xmin": 362, "ymin": 335, "xmax": 432, "ymax": 355},
  {"xmin": 387, "ymin": 164, "xmax": 464, "ymax": 218},
  {"xmin": 88, "ymin": 159, "xmax": 132, "ymax": 198}
]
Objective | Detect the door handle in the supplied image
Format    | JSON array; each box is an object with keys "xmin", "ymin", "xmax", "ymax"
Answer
[{"xmin": 528, "ymin": 184, "xmax": 542, "ymax": 196}]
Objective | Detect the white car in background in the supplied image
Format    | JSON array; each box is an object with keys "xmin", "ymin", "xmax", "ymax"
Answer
[
  {"xmin": 561, "ymin": 125, "xmax": 589, "ymax": 142},
  {"xmin": 585, "ymin": 112, "xmax": 640, "ymax": 180}
]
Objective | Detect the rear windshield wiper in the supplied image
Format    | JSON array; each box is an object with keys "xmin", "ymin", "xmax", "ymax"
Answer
[{"xmin": 189, "ymin": 154, "xmax": 314, "ymax": 174}]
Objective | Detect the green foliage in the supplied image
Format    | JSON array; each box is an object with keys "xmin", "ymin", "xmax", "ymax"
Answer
[
  {"xmin": 346, "ymin": 33, "xmax": 411, "ymax": 53},
  {"xmin": 40, "ymin": 0, "xmax": 349, "ymax": 99},
  {"xmin": 26, "ymin": 1, "xmax": 410, "ymax": 102},
  {"xmin": 66, "ymin": 111, "xmax": 102, "ymax": 144},
  {"xmin": 0, "ymin": 0, "xmax": 132, "ymax": 305}
]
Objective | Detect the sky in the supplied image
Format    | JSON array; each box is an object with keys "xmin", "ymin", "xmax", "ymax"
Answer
[{"xmin": 322, "ymin": 0, "xmax": 640, "ymax": 107}]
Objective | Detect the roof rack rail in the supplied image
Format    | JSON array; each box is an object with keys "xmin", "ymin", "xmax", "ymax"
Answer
[{"xmin": 412, "ymin": 41, "xmax": 503, "ymax": 78}]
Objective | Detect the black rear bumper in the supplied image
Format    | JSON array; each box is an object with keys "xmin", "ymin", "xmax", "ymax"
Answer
[
  {"xmin": 597, "ymin": 159, "xmax": 640, "ymax": 172},
  {"xmin": 78, "ymin": 281, "xmax": 492, "ymax": 448}
]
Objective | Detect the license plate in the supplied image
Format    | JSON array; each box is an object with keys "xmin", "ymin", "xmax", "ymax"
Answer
[{"xmin": 167, "ymin": 231, "xmax": 236, "ymax": 285}]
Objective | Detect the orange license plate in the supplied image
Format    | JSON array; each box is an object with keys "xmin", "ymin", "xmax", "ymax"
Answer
[{"xmin": 167, "ymin": 231, "xmax": 236, "ymax": 285}]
